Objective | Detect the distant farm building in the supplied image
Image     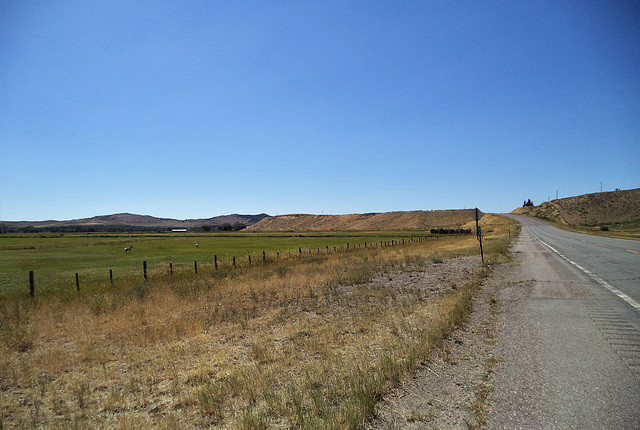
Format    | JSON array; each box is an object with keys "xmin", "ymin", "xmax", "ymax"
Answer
[{"xmin": 172, "ymin": 228, "xmax": 188, "ymax": 232}]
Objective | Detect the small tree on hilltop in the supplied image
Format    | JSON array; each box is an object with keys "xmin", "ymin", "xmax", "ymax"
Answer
[{"xmin": 523, "ymin": 199, "xmax": 534, "ymax": 207}]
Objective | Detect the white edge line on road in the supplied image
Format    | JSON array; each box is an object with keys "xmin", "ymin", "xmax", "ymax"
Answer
[{"xmin": 527, "ymin": 227, "xmax": 640, "ymax": 312}]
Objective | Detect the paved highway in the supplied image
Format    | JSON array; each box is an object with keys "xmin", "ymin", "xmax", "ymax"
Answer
[
  {"xmin": 486, "ymin": 215, "xmax": 640, "ymax": 429},
  {"xmin": 516, "ymin": 215, "xmax": 640, "ymax": 311}
]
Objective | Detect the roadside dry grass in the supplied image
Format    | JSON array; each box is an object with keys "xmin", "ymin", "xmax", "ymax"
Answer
[{"xmin": 1, "ymin": 216, "xmax": 513, "ymax": 429}]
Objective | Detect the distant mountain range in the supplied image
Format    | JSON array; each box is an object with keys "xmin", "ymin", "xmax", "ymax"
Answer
[{"xmin": 0, "ymin": 213, "xmax": 270, "ymax": 233}]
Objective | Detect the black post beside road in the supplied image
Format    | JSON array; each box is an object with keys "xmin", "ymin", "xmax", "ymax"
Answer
[
  {"xmin": 143, "ymin": 261, "xmax": 148, "ymax": 281},
  {"xmin": 170, "ymin": 263, "xmax": 173, "ymax": 275},
  {"xmin": 110, "ymin": 269, "xmax": 113, "ymax": 286},
  {"xmin": 194, "ymin": 261, "xmax": 198, "ymax": 274},
  {"xmin": 214, "ymin": 255, "xmax": 218, "ymax": 270},
  {"xmin": 76, "ymin": 273, "xmax": 80, "ymax": 291},
  {"xmin": 29, "ymin": 271, "xmax": 34, "ymax": 297},
  {"xmin": 476, "ymin": 207, "xmax": 484, "ymax": 263}
]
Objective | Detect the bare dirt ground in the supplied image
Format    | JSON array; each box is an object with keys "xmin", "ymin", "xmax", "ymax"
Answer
[{"xmin": 366, "ymin": 260, "xmax": 510, "ymax": 430}]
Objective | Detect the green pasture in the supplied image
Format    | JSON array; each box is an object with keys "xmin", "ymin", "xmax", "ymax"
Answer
[{"xmin": 0, "ymin": 231, "xmax": 431, "ymax": 298}]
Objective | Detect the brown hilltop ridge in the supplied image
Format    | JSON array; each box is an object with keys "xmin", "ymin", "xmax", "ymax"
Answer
[
  {"xmin": 246, "ymin": 209, "xmax": 481, "ymax": 231},
  {"xmin": 512, "ymin": 188, "xmax": 640, "ymax": 227}
]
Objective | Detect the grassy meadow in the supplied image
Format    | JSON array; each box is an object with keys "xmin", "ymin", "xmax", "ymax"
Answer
[
  {"xmin": 0, "ymin": 231, "xmax": 428, "ymax": 299},
  {"xmin": 0, "ymin": 214, "xmax": 519, "ymax": 429}
]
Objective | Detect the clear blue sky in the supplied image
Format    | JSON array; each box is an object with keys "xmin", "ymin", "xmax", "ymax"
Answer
[{"xmin": 1, "ymin": 1, "xmax": 639, "ymax": 221}]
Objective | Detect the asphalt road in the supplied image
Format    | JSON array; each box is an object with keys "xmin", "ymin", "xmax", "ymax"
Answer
[
  {"xmin": 486, "ymin": 215, "xmax": 640, "ymax": 429},
  {"xmin": 516, "ymin": 215, "xmax": 640, "ymax": 311}
]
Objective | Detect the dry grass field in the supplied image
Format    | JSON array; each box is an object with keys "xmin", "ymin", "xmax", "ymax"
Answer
[{"xmin": 0, "ymin": 214, "xmax": 516, "ymax": 429}]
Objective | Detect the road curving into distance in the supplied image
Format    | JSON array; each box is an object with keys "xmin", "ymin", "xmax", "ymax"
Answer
[{"xmin": 486, "ymin": 214, "xmax": 640, "ymax": 429}]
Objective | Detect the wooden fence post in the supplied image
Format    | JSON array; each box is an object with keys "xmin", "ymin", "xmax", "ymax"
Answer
[
  {"xmin": 248, "ymin": 255, "xmax": 251, "ymax": 265},
  {"xmin": 110, "ymin": 269, "xmax": 113, "ymax": 286},
  {"xmin": 263, "ymin": 250, "xmax": 266, "ymax": 261},
  {"xmin": 143, "ymin": 261, "xmax": 148, "ymax": 281},
  {"xmin": 233, "ymin": 256, "xmax": 236, "ymax": 267},
  {"xmin": 170, "ymin": 263, "xmax": 173, "ymax": 275},
  {"xmin": 29, "ymin": 271, "xmax": 34, "ymax": 297},
  {"xmin": 214, "ymin": 255, "xmax": 218, "ymax": 270},
  {"xmin": 76, "ymin": 273, "xmax": 80, "ymax": 291},
  {"xmin": 194, "ymin": 261, "xmax": 198, "ymax": 274}
]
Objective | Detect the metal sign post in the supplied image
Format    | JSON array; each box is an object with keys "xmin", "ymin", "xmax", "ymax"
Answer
[{"xmin": 476, "ymin": 208, "xmax": 484, "ymax": 263}]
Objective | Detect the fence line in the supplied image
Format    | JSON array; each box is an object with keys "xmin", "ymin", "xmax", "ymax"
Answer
[{"xmin": 26, "ymin": 235, "xmax": 445, "ymax": 297}]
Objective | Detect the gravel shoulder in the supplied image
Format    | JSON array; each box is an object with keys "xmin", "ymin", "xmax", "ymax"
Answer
[
  {"xmin": 369, "ymin": 221, "xmax": 640, "ymax": 429},
  {"xmin": 367, "ymin": 259, "xmax": 508, "ymax": 430}
]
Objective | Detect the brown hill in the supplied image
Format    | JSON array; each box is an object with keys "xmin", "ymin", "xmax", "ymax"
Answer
[
  {"xmin": 0, "ymin": 213, "xmax": 269, "ymax": 233},
  {"xmin": 246, "ymin": 210, "xmax": 482, "ymax": 232},
  {"xmin": 512, "ymin": 188, "xmax": 640, "ymax": 227}
]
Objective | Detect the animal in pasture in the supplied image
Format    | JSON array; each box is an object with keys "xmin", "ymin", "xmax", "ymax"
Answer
[
  {"xmin": 124, "ymin": 246, "xmax": 133, "ymax": 252},
  {"xmin": 196, "ymin": 243, "xmax": 199, "ymax": 247}
]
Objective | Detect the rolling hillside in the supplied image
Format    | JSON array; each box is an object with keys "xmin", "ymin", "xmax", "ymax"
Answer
[
  {"xmin": 512, "ymin": 188, "xmax": 640, "ymax": 227},
  {"xmin": 0, "ymin": 213, "xmax": 269, "ymax": 233},
  {"xmin": 246, "ymin": 209, "xmax": 482, "ymax": 231},
  {"xmin": 2, "ymin": 209, "xmax": 487, "ymax": 233}
]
